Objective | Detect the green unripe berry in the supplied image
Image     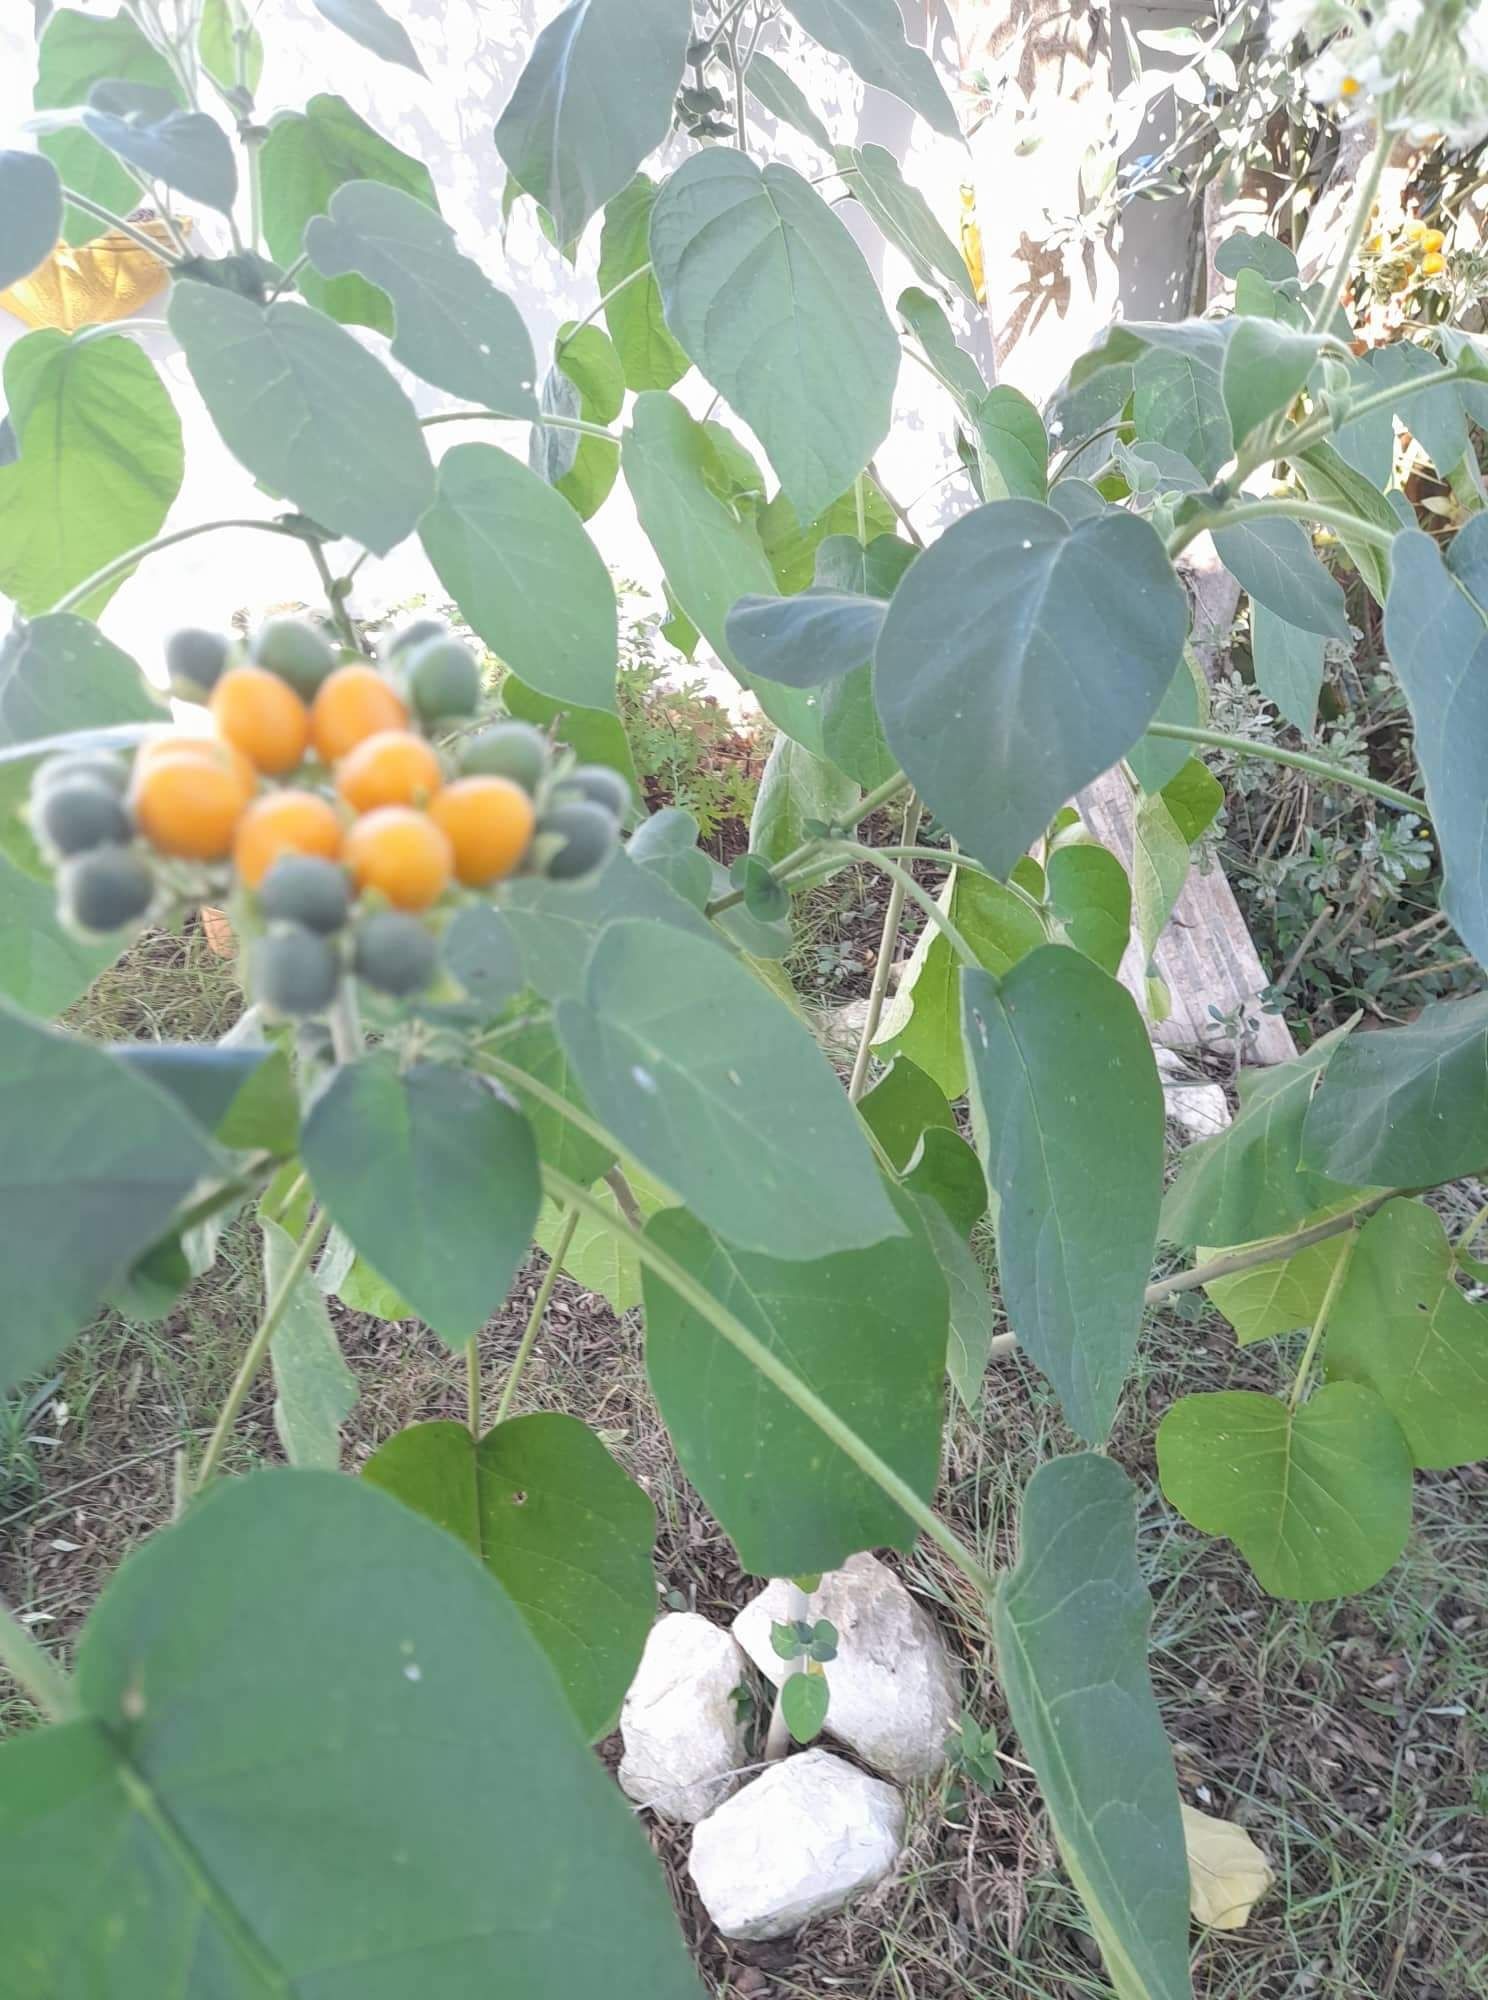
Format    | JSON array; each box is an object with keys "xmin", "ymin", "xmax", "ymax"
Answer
[
  {"xmin": 34, "ymin": 778, "xmax": 132, "ymax": 858},
  {"xmin": 458, "ymin": 720, "xmax": 549, "ymax": 795},
  {"xmin": 258, "ymin": 854, "xmax": 351, "ymax": 935},
  {"xmin": 384, "ymin": 616, "xmax": 447, "ymax": 658},
  {"xmin": 539, "ymin": 799, "xmax": 617, "ymax": 882},
  {"xmin": 251, "ymin": 616, "xmax": 337, "ymax": 698},
  {"xmin": 58, "ymin": 846, "xmax": 155, "ymax": 934},
  {"xmin": 568, "ymin": 763, "xmax": 632, "ymax": 819},
  {"xmin": 254, "ymin": 924, "xmax": 341, "ymax": 1017},
  {"xmin": 165, "ymin": 627, "xmax": 231, "ymax": 702},
  {"xmin": 353, "ymin": 911, "xmax": 438, "ymax": 996},
  {"xmin": 407, "ymin": 636, "xmax": 481, "ymax": 724},
  {"xmin": 33, "ymin": 750, "xmax": 129, "ymax": 799}
]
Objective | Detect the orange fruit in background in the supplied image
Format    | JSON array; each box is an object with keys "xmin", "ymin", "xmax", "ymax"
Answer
[
  {"xmin": 310, "ymin": 665, "xmax": 408, "ymax": 763},
  {"xmin": 137, "ymin": 734, "xmax": 257, "ymax": 801},
  {"xmin": 343, "ymin": 806, "xmax": 452, "ymax": 911},
  {"xmin": 335, "ymin": 729, "xmax": 443, "ymax": 813},
  {"xmin": 132, "ymin": 750, "xmax": 252, "ymax": 861},
  {"xmin": 210, "ymin": 664, "xmax": 311, "ymax": 775},
  {"xmin": 430, "ymin": 774, "xmax": 535, "ymax": 885},
  {"xmin": 234, "ymin": 788, "xmax": 345, "ymax": 889}
]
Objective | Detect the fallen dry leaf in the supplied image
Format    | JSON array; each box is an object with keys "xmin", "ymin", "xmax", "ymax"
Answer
[{"xmin": 1181, "ymin": 1803, "xmax": 1275, "ymax": 1930}]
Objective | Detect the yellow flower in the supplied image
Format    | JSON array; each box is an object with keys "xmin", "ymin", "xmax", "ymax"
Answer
[{"xmin": 1340, "ymin": 75, "xmax": 1361, "ymax": 97}]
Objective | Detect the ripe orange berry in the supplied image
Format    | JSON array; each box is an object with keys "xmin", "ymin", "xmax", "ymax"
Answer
[
  {"xmin": 234, "ymin": 788, "xmax": 345, "ymax": 889},
  {"xmin": 1422, "ymin": 228, "xmax": 1446, "ymax": 254},
  {"xmin": 335, "ymin": 729, "xmax": 443, "ymax": 814},
  {"xmin": 429, "ymin": 775, "xmax": 535, "ymax": 886},
  {"xmin": 1422, "ymin": 251, "xmax": 1446, "ymax": 276},
  {"xmin": 132, "ymin": 750, "xmax": 252, "ymax": 861},
  {"xmin": 310, "ymin": 665, "xmax": 408, "ymax": 764},
  {"xmin": 210, "ymin": 664, "xmax": 311, "ymax": 776},
  {"xmin": 137, "ymin": 734, "xmax": 258, "ymax": 798},
  {"xmin": 343, "ymin": 806, "xmax": 452, "ymax": 911}
]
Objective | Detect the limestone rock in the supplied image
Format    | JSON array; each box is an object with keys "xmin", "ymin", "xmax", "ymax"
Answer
[
  {"xmin": 689, "ymin": 1748, "xmax": 904, "ymax": 1940},
  {"xmin": 618, "ymin": 1612, "xmax": 750, "ymax": 1823},
  {"xmin": 1155, "ymin": 1047, "xmax": 1233, "ymax": 1141},
  {"xmin": 733, "ymin": 1552, "xmax": 961, "ymax": 1782}
]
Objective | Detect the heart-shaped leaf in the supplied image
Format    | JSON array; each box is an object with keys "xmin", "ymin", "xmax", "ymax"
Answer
[{"xmin": 0, "ymin": 150, "xmax": 62, "ymax": 289}]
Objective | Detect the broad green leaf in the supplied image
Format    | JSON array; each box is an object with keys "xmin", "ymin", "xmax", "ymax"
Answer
[
  {"xmin": 994, "ymin": 1454, "xmax": 1192, "ymax": 2000},
  {"xmin": 0, "ymin": 331, "xmax": 183, "ymax": 616},
  {"xmin": 310, "ymin": 0, "xmax": 424, "ymax": 72},
  {"xmin": 437, "ymin": 902, "xmax": 524, "ymax": 1018},
  {"xmin": 81, "ymin": 81, "xmax": 237, "ymax": 213},
  {"xmin": 649, "ymin": 150, "xmax": 899, "ymax": 520},
  {"xmin": 1131, "ymin": 760, "xmax": 1219, "ymax": 981},
  {"xmin": 336, "ymin": 1255, "xmax": 412, "ymax": 1319},
  {"xmin": 726, "ymin": 589, "xmax": 889, "ymax": 688},
  {"xmin": 859, "ymin": 1057, "xmax": 956, "ymax": 1167},
  {"xmin": 974, "ymin": 385, "xmax": 1048, "ymax": 502},
  {"xmin": 0, "ymin": 613, "xmax": 162, "ymax": 757},
  {"xmin": 1156, "ymin": 1384, "xmax": 1412, "ymax": 1599},
  {"xmin": 1327, "ymin": 1199, "xmax": 1488, "ymax": 1469},
  {"xmin": 0, "ymin": 1472, "xmax": 701, "ymax": 1995},
  {"xmin": 200, "ymin": 0, "xmax": 264, "ymax": 92},
  {"xmin": 303, "ymin": 180, "xmax": 538, "ymax": 415},
  {"xmin": 917, "ymin": 1196, "xmax": 997, "ymax": 1409},
  {"xmin": 1203, "ymin": 1223, "xmax": 1351, "ymax": 1344},
  {"xmin": 1381, "ymin": 525, "xmax": 1488, "ymax": 966},
  {"xmin": 749, "ymin": 731, "xmax": 859, "ymax": 864},
  {"xmin": 501, "ymin": 1017, "xmax": 616, "ymax": 1185},
  {"xmin": 260, "ymin": 94, "xmax": 439, "ymax": 333},
  {"xmin": 821, "ymin": 667, "xmax": 898, "ymax": 788},
  {"xmin": 533, "ymin": 1169, "xmax": 670, "ymax": 1313},
  {"xmin": 1214, "ymin": 231, "xmax": 1298, "ymax": 282},
  {"xmin": 1134, "ymin": 343, "xmax": 1231, "ymax": 478},
  {"xmin": 627, "ymin": 807, "xmax": 711, "ymax": 907},
  {"xmin": 1371, "ymin": 341, "xmax": 1468, "ymax": 478},
  {"xmin": 35, "ymin": 7, "xmax": 179, "ymax": 246},
  {"xmin": 502, "ymin": 673, "xmax": 640, "ymax": 797},
  {"xmin": 1047, "ymin": 477, "xmax": 1108, "ymax": 524},
  {"xmin": 1302, "ymin": 989, "xmax": 1488, "ymax": 1186},
  {"xmin": 746, "ymin": 50, "xmax": 836, "ymax": 154},
  {"xmin": 598, "ymin": 174, "xmax": 689, "ymax": 392},
  {"xmin": 963, "ymin": 948, "xmax": 1164, "ymax": 1442},
  {"xmin": 302, "ymin": 1056, "xmax": 540, "ymax": 1348},
  {"xmin": 897, "ymin": 285, "xmax": 986, "ymax": 410},
  {"xmin": 0, "ymin": 151, "xmax": 62, "ymax": 289},
  {"xmin": 1047, "ymin": 842, "xmax": 1131, "ymax": 975},
  {"xmin": 838, "ymin": 143, "xmax": 974, "ymax": 302},
  {"xmin": 364, "ymin": 1412, "xmax": 654, "ymax": 1737},
  {"xmin": 642, "ymin": 1189, "xmax": 946, "ymax": 1573},
  {"xmin": 0, "ymin": 1006, "xmax": 217, "ymax": 1392},
  {"xmin": 1220, "ymin": 318, "xmax": 1326, "ymax": 448},
  {"xmin": 494, "ymin": 0, "xmax": 691, "ymax": 247},
  {"xmin": 1330, "ymin": 355, "xmax": 1394, "ymax": 488},
  {"xmin": 115, "ymin": 1042, "xmax": 295, "ymax": 1156},
  {"xmin": 1129, "ymin": 649, "xmax": 1208, "ymax": 794},
  {"xmin": 531, "ymin": 324, "xmax": 624, "ymax": 520},
  {"xmin": 0, "ymin": 854, "xmax": 114, "ymax": 1017},
  {"xmin": 420, "ymin": 442, "xmax": 618, "ymax": 709},
  {"xmin": 170, "ymin": 283, "xmax": 433, "ymax": 555},
  {"xmin": 1161, "ymin": 1027, "xmax": 1362, "ymax": 1249},
  {"xmin": 1252, "ymin": 603, "xmax": 1326, "ymax": 732},
  {"xmin": 558, "ymin": 919, "xmax": 902, "ymax": 1259},
  {"xmin": 758, "ymin": 479, "xmax": 897, "ymax": 595},
  {"xmin": 1212, "ymin": 516, "xmax": 1349, "ymax": 639},
  {"xmin": 902, "ymin": 1125, "xmax": 987, "ymax": 1235},
  {"xmin": 782, "ymin": 1669, "xmax": 830, "ymax": 1742},
  {"xmin": 1295, "ymin": 442, "xmax": 1397, "ymax": 600},
  {"xmin": 780, "ymin": 0, "xmax": 960, "ymax": 137},
  {"xmin": 262, "ymin": 1215, "xmax": 356, "ymax": 1471},
  {"xmin": 501, "ymin": 846, "xmax": 715, "ymax": 1002},
  {"xmin": 875, "ymin": 500, "xmax": 1187, "ymax": 878}
]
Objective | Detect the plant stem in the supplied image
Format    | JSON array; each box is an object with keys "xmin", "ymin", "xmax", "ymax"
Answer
[
  {"xmin": 51, "ymin": 518, "xmax": 318, "ymax": 616},
  {"xmin": 1144, "ymin": 1189, "xmax": 1403, "ymax": 1306},
  {"xmin": 830, "ymin": 844, "xmax": 979, "ymax": 967},
  {"xmin": 555, "ymin": 264, "xmax": 651, "ymax": 352},
  {"xmin": 419, "ymin": 409, "xmax": 618, "ymax": 442},
  {"xmin": 56, "ymin": 189, "xmax": 181, "ymax": 263},
  {"xmin": 763, "ymin": 1579, "xmax": 809, "ymax": 1762},
  {"xmin": 848, "ymin": 796, "xmax": 921, "ymax": 1101},
  {"xmin": 1167, "ymin": 496, "xmax": 1398, "ymax": 561},
  {"xmin": 495, "ymin": 1208, "xmax": 579, "ymax": 1427},
  {"xmin": 328, "ymin": 980, "xmax": 363, "ymax": 1065},
  {"xmin": 1287, "ymin": 1226, "xmax": 1357, "ymax": 1410},
  {"xmin": 702, "ymin": 770, "xmax": 911, "ymax": 917},
  {"xmin": 1270, "ymin": 362, "xmax": 1476, "ymax": 468},
  {"xmin": 305, "ymin": 537, "xmax": 363, "ymax": 654},
  {"xmin": 476, "ymin": 1054, "xmax": 639, "ymax": 1166},
  {"xmin": 542, "ymin": 1167, "xmax": 995, "ymax": 1600},
  {"xmin": 0, "ymin": 1596, "xmax": 74, "ymax": 1721},
  {"xmin": 266, "ymin": 250, "xmax": 309, "ymax": 305},
  {"xmin": 192, "ymin": 1209, "xmax": 332, "ymax": 1493},
  {"xmin": 1144, "ymin": 722, "xmax": 1424, "ymax": 817},
  {"xmin": 854, "ymin": 472, "xmax": 868, "ymax": 545},
  {"xmin": 1310, "ymin": 115, "xmax": 1393, "ymax": 337},
  {"xmin": 604, "ymin": 1166, "xmax": 645, "ymax": 1230},
  {"xmin": 465, "ymin": 1337, "xmax": 482, "ymax": 1436}
]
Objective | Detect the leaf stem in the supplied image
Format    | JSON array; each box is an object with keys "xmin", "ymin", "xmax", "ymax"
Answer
[
  {"xmin": 305, "ymin": 536, "xmax": 364, "ymax": 654},
  {"xmin": 475, "ymin": 1054, "xmax": 639, "ymax": 1168},
  {"xmin": 703, "ymin": 770, "xmax": 910, "ymax": 918},
  {"xmin": 465, "ymin": 1337, "xmax": 482, "ymax": 1436},
  {"xmin": 1144, "ymin": 1189, "xmax": 1402, "ymax": 1306},
  {"xmin": 0, "ymin": 1595, "xmax": 74, "ymax": 1721},
  {"xmin": 1287, "ymin": 1226, "xmax": 1357, "ymax": 1410},
  {"xmin": 1310, "ymin": 114, "xmax": 1393, "ymax": 337},
  {"xmin": 848, "ymin": 796, "xmax": 921, "ymax": 1101},
  {"xmin": 495, "ymin": 1208, "xmax": 579, "ymax": 1426},
  {"xmin": 556, "ymin": 263, "xmax": 651, "ymax": 353},
  {"xmin": 831, "ymin": 843, "xmax": 979, "ymax": 967},
  {"xmin": 50, "ymin": 517, "xmax": 320, "ymax": 616},
  {"xmin": 1167, "ymin": 496, "xmax": 1398, "ymax": 561},
  {"xmin": 419, "ymin": 408, "xmax": 618, "ymax": 442},
  {"xmin": 1144, "ymin": 721, "xmax": 1424, "ymax": 817},
  {"xmin": 1268, "ymin": 362, "xmax": 1477, "ymax": 468},
  {"xmin": 56, "ymin": 188, "xmax": 181, "ymax": 263}
]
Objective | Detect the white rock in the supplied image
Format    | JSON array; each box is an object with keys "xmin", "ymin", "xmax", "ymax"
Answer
[
  {"xmin": 1155, "ymin": 1047, "xmax": 1232, "ymax": 1140},
  {"xmin": 688, "ymin": 1748, "xmax": 904, "ymax": 1939},
  {"xmin": 733, "ymin": 1552, "xmax": 961, "ymax": 1782},
  {"xmin": 618, "ymin": 1613, "xmax": 750, "ymax": 1823}
]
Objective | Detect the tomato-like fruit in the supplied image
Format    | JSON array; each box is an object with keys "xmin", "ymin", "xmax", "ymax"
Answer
[
  {"xmin": 233, "ymin": 788, "xmax": 344, "ymax": 889},
  {"xmin": 428, "ymin": 774, "xmax": 534, "ymax": 885},
  {"xmin": 210, "ymin": 664, "xmax": 312, "ymax": 776},
  {"xmin": 343, "ymin": 806, "xmax": 453, "ymax": 911},
  {"xmin": 310, "ymin": 665, "xmax": 409, "ymax": 764},
  {"xmin": 335, "ymin": 729, "xmax": 443, "ymax": 814}
]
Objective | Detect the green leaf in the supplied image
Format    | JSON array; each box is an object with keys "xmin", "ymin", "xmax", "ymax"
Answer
[
  {"xmin": 501, "ymin": 1017, "xmax": 617, "ymax": 1185},
  {"xmin": 649, "ymin": 150, "xmax": 899, "ymax": 519},
  {"xmin": 1381, "ymin": 525, "xmax": 1488, "ymax": 966},
  {"xmin": 0, "ymin": 1006, "xmax": 217, "ymax": 1392},
  {"xmin": 494, "ymin": 0, "xmax": 691, "ymax": 246},
  {"xmin": 1294, "ymin": 442, "xmax": 1397, "ymax": 601},
  {"xmin": 897, "ymin": 286, "xmax": 985, "ymax": 410},
  {"xmin": 1047, "ymin": 842, "xmax": 1131, "ymax": 975},
  {"xmin": 859, "ymin": 1057, "xmax": 956, "ymax": 1168},
  {"xmin": 1203, "ymin": 1220, "xmax": 1352, "ymax": 1344},
  {"xmin": 1251, "ymin": 603, "xmax": 1326, "ymax": 733},
  {"xmin": 630, "ymin": 807, "xmax": 713, "ymax": 908},
  {"xmin": 1214, "ymin": 231, "xmax": 1298, "ymax": 282},
  {"xmin": 501, "ymin": 846, "xmax": 715, "ymax": 1002},
  {"xmin": 310, "ymin": 0, "xmax": 424, "ymax": 72},
  {"xmin": 335, "ymin": 1254, "xmax": 412, "ymax": 1320},
  {"xmin": 964, "ymin": 948, "xmax": 1164, "ymax": 1442},
  {"xmin": 1220, "ymin": 318, "xmax": 1327, "ymax": 448},
  {"xmin": 82, "ymin": 81, "xmax": 237, "ymax": 213},
  {"xmin": 973, "ymin": 385, "xmax": 1049, "ymax": 502},
  {"xmin": 1330, "ymin": 355, "xmax": 1394, "ymax": 489},
  {"xmin": 260, "ymin": 94, "xmax": 440, "ymax": 334},
  {"xmin": 559, "ymin": 918, "xmax": 902, "ymax": 1259},
  {"xmin": 994, "ymin": 1454, "xmax": 1192, "ymax": 2000},
  {"xmin": 726, "ymin": 589, "xmax": 889, "ymax": 689},
  {"xmin": 0, "ymin": 853, "xmax": 114, "ymax": 1017},
  {"xmin": 1326, "ymin": 1199, "xmax": 1488, "ymax": 1469},
  {"xmin": 1302, "ymin": 989, "xmax": 1488, "ymax": 1187},
  {"xmin": 303, "ymin": 180, "xmax": 538, "ymax": 415},
  {"xmin": 1129, "ymin": 650, "xmax": 1208, "ymax": 794},
  {"xmin": 1134, "ymin": 343, "xmax": 1231, "ymax": 478},
  {"xmin": 838, "ymin": 143, "xmax": 974, "ymax": 302},
  {"xmin": 0, "ymin": 1471, "xmax": 702, "ymax": 1995},
  {"xmin": 746, "ymin": 50, "xmax": 836, "ymax": 153},
  {"xmin": 916, "ymin": 1195, "xmax": 997, "ymax": 1409},
  {"xmin": 821, "ymin": 667, "xmax": 897, "ymax": 789},
  {"xmin": 1130, "ymin": 761, "xmax": 1218, "ymax": 985},
  {"xmin": 438, "ymin": 902, "xmax": 524, "ymax": 1018},
  {"xmin": 875, "ymin": 500, "xmax": 1187, "ymax": 878},
  {"xmin": 200, "ymin": 0, "xmax": 263, "ymax": 92},
  {"xmin": 902, "ymin": 1125, "xmax": 987, "ymax": 1236},
  {"xmin": 533, "ymin": 1170, "xmax": 669, "ymax": 1314},
  {"xmin": 302, "ymin": 1056, "xmax": 540, "ymax": 1348},
  {"xmin": 502, "ymin": 673, "xmax": 640, "ymax": 798},
  {"xmin": 1156, "ymin": 1384, "xmax": 1413, "ymax": 1599},
  {"xmin": 420, "ymin": 442, "xmax": 618, "ymax": 709},
  {"xmin": 758, "ymin": 479, "xmax": 897, "ymax": 596},
  {"xmin": 0, "ymin": 330, "xmax": 183, "ymax": 616},
  {"xmin": 1212, "ymin": 516, "xmax": 1349, "ymax": 638},
  {"xmin": 749, "ymin": 731, "xmax": 859, "ymax": 865},
  {"xmin": 531, "ymin": 324, "xmax": 623, "ymax": 520},
  {"xmin": 642, "ymin": 1189, "xmax": 945, "ymax": 1573},
  {"xmin": 598, "ymin": 174, "xmax": 689, "ymax": 392},
  {"xmin": 115, "ymin": 1041, "xmax": 295, "ymax": 1156},
  {"xmin": 0, "ymin": 613, "xmax": 162, "ymax": 757},
  {"xmin": 363, "ymin": 1413, "xmax": 654, "ymax": 1737},
  {"xmin": 782, "ymin": 1669, "xmax": 830, "ymax": 1742},
  {"xmin": 780, "ymin": 0, "xmax": 960, "ymax": 137},
  {"xmin": 262, "ymin": 1215, "xmax": 356, "ymax": 1470},
  {"xmin": 35, "ymin": 7, "xmax": 179, "ymax": 246},
  {"xmin": 170, "ymin": 283, "xmax": 432, "ymax": 556},
  {"xmin": 0, "ymin": 151, "xmax": 62, "ymax": 289},
  {"xmin": 1371, "ymin": 341, "xmax": 1468, "ymax": 478}
]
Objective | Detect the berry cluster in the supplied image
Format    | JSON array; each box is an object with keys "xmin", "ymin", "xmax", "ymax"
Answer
[{"xmin": 28, "ymin": 615, "xmax": 627, "ymax": 1017}]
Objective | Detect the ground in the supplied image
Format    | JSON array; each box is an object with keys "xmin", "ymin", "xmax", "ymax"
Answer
[{"xmin": 2, "ymin": 912, "xmax": 1485, "ymax": 2000}]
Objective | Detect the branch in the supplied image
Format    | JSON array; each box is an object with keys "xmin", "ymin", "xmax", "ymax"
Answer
[{"xmin": 1145, "ymin": 721, "xmax": 1424, "ymax": 817}]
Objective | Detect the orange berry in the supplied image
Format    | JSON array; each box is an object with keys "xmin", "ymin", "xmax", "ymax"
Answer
[
  {"xmin": 234, "ymin": 788, "xmax": 345, "ymax": 889},
  {"xmin": 1422, "ymin": 228, "xmax": 1446, "ymax": 253},
  {"xmin": 1422, "ymin": 251, "xmax": 1446, "ymax": 276},
  {"xmin": 429, "ymin": 775, "xmax": 535, "ymax": 886},
  {"xmin": 132, "ymin": 750, "xmax": 251, "ymax": 861},
  {"xmin": 137, "ymin": 734, "xmax": 258, "ymax": 796},
  {"xmin": 210, "ymin": 664, "xmax": 311, "ymax": 775},
  {"xmin": 310, "ymin": 665, "xmax": 408, "ymax": 764},
  {"xmin": 343, "ymin": 806, "xmax": 452, "ymax": 911},
  {"xmin": 335, "ymin": 729, "xmax": 444, "ymax": 813}
]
